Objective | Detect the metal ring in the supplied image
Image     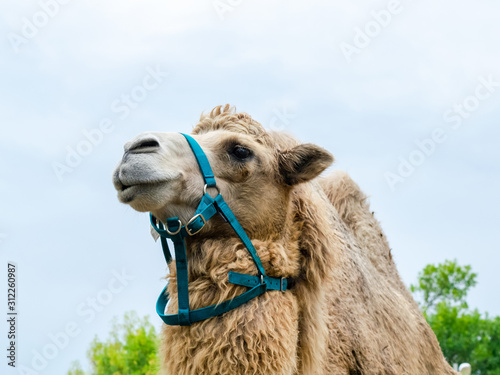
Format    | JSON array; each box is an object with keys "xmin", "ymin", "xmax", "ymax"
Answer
[
  {"xmin": 203, "ymin": 184, "xmax": 220, "ymax": 198},
  {"xmin": 165, "ymin": 219, "xmax": 182, "ymax": 235}
]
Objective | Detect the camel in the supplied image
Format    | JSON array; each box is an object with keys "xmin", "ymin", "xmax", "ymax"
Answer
[{"xmin": 112, "ymin": 105, "xmax": 457, "ymax": 374}]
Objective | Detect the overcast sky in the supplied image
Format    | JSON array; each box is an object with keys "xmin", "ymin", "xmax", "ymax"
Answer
[{"xmin": 1, "ymin": 0, "xmax": 499, "ymax": 373}]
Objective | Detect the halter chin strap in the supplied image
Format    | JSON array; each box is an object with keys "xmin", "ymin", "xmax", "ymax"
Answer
[{"xmin": 150, "ymin": 133, "xmax": 289, "ymax": 326}]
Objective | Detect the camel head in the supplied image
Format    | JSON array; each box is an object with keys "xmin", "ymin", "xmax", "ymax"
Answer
[{"xmin": 112, "ymin": 105, "xmax": 333, "ymax": 239}]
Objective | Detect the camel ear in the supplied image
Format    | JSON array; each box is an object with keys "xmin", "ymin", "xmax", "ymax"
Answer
[{"xmin": 279, "ymin": 144, "xmax": 334, "ymax": 185}]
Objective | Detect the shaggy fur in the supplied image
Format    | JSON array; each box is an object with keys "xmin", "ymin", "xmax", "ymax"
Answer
[{"xmin": 117, "ymin": 105, "xmax": 457, "ymax": 374}]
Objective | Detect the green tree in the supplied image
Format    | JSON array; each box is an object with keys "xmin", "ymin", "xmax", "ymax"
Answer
[
  {"xmin": 411, "ymin": 260, "xmax": 500, "ymax": 374},
  {"xmin": 68, "ymin": 361, "xmax": 85, "ymax": 375},
  {"xmin": 68, "ymin": 312, "xmax": 160, "ymax": 375},
  {"xmin": 427, "ymin": 303, "xmax": 500, "ymax": 374},
  {"xmin": 410, "ymin": 259, "xmax": 477, "ymax": 313}
]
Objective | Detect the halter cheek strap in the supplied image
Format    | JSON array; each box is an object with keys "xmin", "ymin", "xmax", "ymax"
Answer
[{"xmin": 150, "ymin": 133, "xmax": 289, "ymax": 326}]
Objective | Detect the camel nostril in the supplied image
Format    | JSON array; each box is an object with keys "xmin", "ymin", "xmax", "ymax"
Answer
[
  {"xmin": 139, "ymin": 140, "xmax": 159, "ymax": 148},
  {"xmin": 129, "ymin": 138, "xmax": 160, "ymax": 152}
]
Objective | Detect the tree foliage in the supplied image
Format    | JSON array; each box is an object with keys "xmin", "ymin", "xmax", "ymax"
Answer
[
  {"xmin": 411, "ymin": 260, "xmax": 499, "ymax": 374},
  {"xmin": 67, "ymin": 312, "xmax": 160, "ymax": 375},
  {"xmin": 410, "ymin": 259, "xmax": 477, "ymax": 312},
  {"xmin": 68, "ymin": 361, "xmax": 85, "ymax": 375}
]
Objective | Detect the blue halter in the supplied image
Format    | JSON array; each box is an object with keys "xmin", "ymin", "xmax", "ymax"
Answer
[{"xmin": 150, "ymin": 133, "xmax": 289, "ymax": 326}]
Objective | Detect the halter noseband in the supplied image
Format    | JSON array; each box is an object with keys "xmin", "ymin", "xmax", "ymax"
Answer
[{"xmin": 150, "ymin": 133, "xmax": 290, "ymax": 326}]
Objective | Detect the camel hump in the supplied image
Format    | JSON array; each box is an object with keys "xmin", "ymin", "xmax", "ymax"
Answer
[
  {"xmin": 319, "ymin": 171, "xmax": 398, "ymax": 277},
  {"xmin": 319, "ymin": 170, "xmax": 368, "ymax": 226}
]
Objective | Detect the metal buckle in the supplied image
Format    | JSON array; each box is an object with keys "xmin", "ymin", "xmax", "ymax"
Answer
[
  {"xmin": 165, "ymin": 219, "xmax": 182, "ymax": 236},
  {"xmin": 186, "ymin": 214, "xmax": 206, "ymax": 236},
  {"xmin": 260, "ymin": 274, "xmax": 264, "ymax": 284},
  {"xmin": 280, "ymin": 278, "xmax": 285, "ymax": 292}
]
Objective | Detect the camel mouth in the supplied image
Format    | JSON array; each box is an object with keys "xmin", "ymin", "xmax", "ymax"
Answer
[
  {"xmin": 118, "ymin": 183, "xmax": 138, "ymax": 202},
  {"xmin": 118, "ymin": 185, "xmax": 137, "ymax": 203},
  {"xmin": 115, "ymin": 179, "xmax": 164, "ymax": 203},
  {"xmin": 112, "ymin": 162, "xmax": 184, "ymax": 209},
  {"xmin": 120, "ymin": 184, "xmax": 133, "ymax": 192},
  {"xmin": 113, "ymin": 171, "xmax": 158, "ymax": 193},
  {"xmin": 113, "ymin": 177, "xmax": 137, "ymax": 194}
]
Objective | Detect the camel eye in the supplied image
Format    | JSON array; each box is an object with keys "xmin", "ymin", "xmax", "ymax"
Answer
[{"xmin": 230, "ymin": 145, "xmax": 252, "ymax": 161}]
